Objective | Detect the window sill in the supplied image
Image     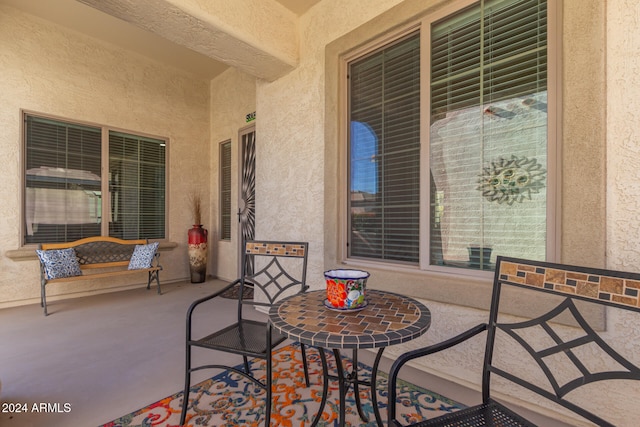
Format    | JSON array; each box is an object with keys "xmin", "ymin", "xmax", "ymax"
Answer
[
  {"xmin": 341, "ymin": 257, "xmax": 495, "ymax": 282},
  {"xmin": 339, "ymin": 257, "xmax": 494, "ymax": 310},
  {"xmin": 337, "ymin": 257, "xmax": 604, "ymax": 330}
]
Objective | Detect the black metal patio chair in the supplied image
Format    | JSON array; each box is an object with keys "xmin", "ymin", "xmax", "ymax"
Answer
[
  {"xmin": 388, "ymin": 256, "xmax": 640, "ymax": 427},
  {"xmin": 179, "ymin": 240, "xmax": 311, "ymax": 426}
]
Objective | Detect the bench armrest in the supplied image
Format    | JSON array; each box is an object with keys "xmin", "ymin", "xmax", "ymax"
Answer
[{"xmin": 152, "ymin": 251, "xmax": 162, "ymax": 268}]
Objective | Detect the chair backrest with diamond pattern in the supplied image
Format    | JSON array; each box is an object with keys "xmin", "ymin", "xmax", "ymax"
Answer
[
  {"xmin": 239, "ymin": 241, "xmax": 309, "ymax": 310},
  {"xmin": 487, "ymin": 256, "xmax": 640, "ymax": 426}
]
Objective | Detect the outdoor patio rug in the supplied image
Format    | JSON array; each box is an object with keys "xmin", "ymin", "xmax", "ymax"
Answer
[{"xmin": 99, "ymin": 343, "xmax": 465, "ymax": 427}]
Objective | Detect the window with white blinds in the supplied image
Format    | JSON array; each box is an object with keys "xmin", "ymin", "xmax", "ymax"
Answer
[
  {"xmin": 430, "ymin": 0, "xmax": 547, "ymax": 271},
  {"xmin": 348, "ymin": 32, "xmax": 421, "ymax": 263},
  {"xmin": 24, "ymin": 113, "xmax": 166, "ymax": 244},
  {"xmin": 220, "ymin": 140, "xmax": 232, "ymax": 240},
  {"xmin": 109, "ymin": 131, "xmax": 165, "ymax": 240},
  {"xmin": 347, "ymin": 0, "xmax": 550, "ymax": 271}
]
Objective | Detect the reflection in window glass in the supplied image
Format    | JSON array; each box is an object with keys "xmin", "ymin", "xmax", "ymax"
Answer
[
  {"xmin": 109, "ymin": 131, "xmax": 165, "ymax": 240},
  {"xmin": 25, "ymin": 116, "xmax": 102, "ymax": 243},
  {"xmin": 430, "ymin": 0, "xmax": 548, "ymax": 270},
  {"xmin": 346, "ymin": 0, "xmax": 549, "ymax": 271},
  {"xmin": 348, "ymin": 33, "xmax": 421, "ymax": 264},
  {"xmin": 24, "ymin": 114, "xmax": 167, "ymax": 244}
]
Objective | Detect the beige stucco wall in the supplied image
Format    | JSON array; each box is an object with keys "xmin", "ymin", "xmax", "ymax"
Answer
[
  {"xmin": 2, "ymin": 0, "xmax": 640, "ymax": 424},
  {"xmin": 0, "ymin": 5, "xmax": 210, "ymax": 307},
  {"xmin": 600, "ymin": 4, "xmax": 640, "ymax": 424},
  {"xmin": 156, "ymin": 0, "xmax": 636, "ymax": 423},
  {"xmin": 254, "ymin": 0, "xmax": 406, "ymax": 290},
  {"xmin": 78, "ymin": 0, "xmax": 299, "ymax": 81},
  {"xmin": 257, "ymin": 0, "xmax": 640, "ymax": 425},
  {"xmin": 607, "ymin": 0, "xmax": 640, "ymax": 271}
]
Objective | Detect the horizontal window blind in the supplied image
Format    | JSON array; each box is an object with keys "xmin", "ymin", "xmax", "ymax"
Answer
[
  {"xmin": 25, "ymin": 115, "xmax": 168, "ymax": 245},
  {"xmin": 431, "ymin": 0, "xmax": 547, "ymax": 113},
  {"xmin": 344, "ymin": 0, "xmax": 550, "ymax": 270},
  {"xmin": 348, "ymin": 32, "xmax": 421, "ymax": 263},
  {"xmin": 109, "ymin": 131, "xmax": 166, "ymax": 240},
  {"xmin": 220, "ymin": 140, "xmax": 232, "ymax": 240},
  {"xmin": 24, "ymin": 115, "xmax": 102, "ymax": 243},
  {"xmin": 429, "ymin": 0, "xmax": 548, "ymax": 270}
]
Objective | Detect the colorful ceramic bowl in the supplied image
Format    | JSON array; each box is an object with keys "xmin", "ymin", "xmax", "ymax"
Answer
[{"xmin": 324, "ymin": 269, "xmax": 369, "ymax": 310}]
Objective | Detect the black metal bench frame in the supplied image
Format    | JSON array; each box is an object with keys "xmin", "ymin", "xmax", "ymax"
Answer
[
  {"xmin": 388, "ymin": 256, "xmax": 640, "ymax": 427},
  {"xmin": 38, "ymin": 236, "xmax": 162, "ymax": 316}
]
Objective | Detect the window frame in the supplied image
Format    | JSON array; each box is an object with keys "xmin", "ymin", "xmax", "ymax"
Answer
[
  {"xmin": 21, "ymin": 110, "xmax": 169, "ymax": 246},
  {"xmin": 339, "ymin": 0, "xmax": 559, "ymax": 278}
]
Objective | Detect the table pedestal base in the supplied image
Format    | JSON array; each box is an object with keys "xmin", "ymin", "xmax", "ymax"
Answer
[{"xmin": 311, "ymin": 347, "xmax": 385, "ymax": 427}]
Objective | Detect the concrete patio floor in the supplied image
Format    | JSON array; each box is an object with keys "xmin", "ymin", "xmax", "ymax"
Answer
[{"xmin": 0, "ymin": 279, "xmax": 575, "ymax": 426}]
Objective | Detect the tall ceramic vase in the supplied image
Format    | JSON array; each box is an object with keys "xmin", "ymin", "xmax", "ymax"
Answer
[{"xmin": 188, "ymin": 224, "xmax": 208, "ymax": 283}]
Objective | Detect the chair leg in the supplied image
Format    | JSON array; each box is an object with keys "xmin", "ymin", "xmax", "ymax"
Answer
[
  {"xmin": 180, "ymin": 345, "xmax": 192, "ymax": 426},
  {"xmin": 301, "ymin": 344, "xmax": 310, "ymax": 387},
  {"xmin": 265, "ymin": 351, "xmax": 272, "ymax": 427},
  {"xmin": 265, "ymin": 324, "xmax": 275, "ymax": 427},
  {"xmin": 243, "ymin": 355, "xmax": 250, "ymax": 373}
]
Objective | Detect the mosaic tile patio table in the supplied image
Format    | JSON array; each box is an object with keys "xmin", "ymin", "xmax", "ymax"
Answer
[{"xmin": 269, "ymin": 289, "xmax": 431, "ymax": 427}]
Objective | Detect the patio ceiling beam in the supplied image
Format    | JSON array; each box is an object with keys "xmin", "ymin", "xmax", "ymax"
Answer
[{"xmin": 76, "ymin": 0, "xmax": 299, "ymax": 81}]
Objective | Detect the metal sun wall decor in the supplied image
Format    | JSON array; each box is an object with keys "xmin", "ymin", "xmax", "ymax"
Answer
[{"xmin": 477, "ymin": 155, "xmax": 546, "ymax": 205}]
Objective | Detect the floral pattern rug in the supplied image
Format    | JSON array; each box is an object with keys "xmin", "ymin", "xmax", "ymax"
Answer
[{"xmin": 99, "ymin": 344, "xmax": 464, "ymax": 427}]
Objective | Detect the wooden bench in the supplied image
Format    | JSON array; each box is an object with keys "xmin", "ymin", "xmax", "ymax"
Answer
[
  {"xmin": 37, "ymin": 236, "xmax": 162, "ymax": 316},
  {"xmin": 388, "ymin": 256, "xmax": 640, "ymax": 427}
]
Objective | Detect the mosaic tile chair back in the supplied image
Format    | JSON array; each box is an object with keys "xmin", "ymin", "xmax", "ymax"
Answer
[{"xmin": 388, "ymin": 256, "xmax": 640, "ymax": 427}]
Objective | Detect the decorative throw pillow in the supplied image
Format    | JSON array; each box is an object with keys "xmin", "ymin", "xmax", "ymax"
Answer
[
  {"xmin": 128, "ymin": 242, "xmax": 159, "ymax": 270},
  {"xmin": 36, "ymin": 248, "xmax": 82, "ymax": 280}
]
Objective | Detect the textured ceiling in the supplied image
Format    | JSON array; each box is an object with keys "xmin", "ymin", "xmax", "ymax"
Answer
[{"xmin": 0, "ymin": 0, "xmax": 322, "ymax": 79}]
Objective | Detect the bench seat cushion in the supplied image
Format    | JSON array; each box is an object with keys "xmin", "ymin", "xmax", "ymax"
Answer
[
  {"xmin": 128, "ymin": 242, "xmax": 159, "ymax": 270},
  {"xmin": 36, "ymin": 248, "xmax": 82, "ymax": 280}
]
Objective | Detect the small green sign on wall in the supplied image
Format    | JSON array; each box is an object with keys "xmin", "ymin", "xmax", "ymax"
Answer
[{"xmin": 246, "ymin": 111, "xmax": 256, "ymax": 123}]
